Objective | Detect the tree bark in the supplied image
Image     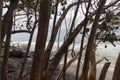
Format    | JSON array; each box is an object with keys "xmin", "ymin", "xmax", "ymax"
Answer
[
  {"xmin": 1, "ymin": 18, "xmax": 13, "ymax": 80},
  {"xmin": 75, "ymin": 0, "xmax": 91, "ymax": 80},
  {"xmin": 1, "ymin": 0, "xmax": 19, "ymax": 80},
  {"xmin": 89, "ymin": 42, "xmax": 96, "ymax": 80},
  {"xmin": 80, "ymin": 0, "xmax": 107, "ymax": 80},
  {"xmin": 0, "ymin": 0, "xmax": 3, "ymax": 57},
  {"xmin": 30, "ymin": 0, "xmax": 51, "ymax": 80}
]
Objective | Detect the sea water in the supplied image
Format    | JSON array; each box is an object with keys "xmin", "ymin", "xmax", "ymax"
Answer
[{"xmin": 11, "ymin": 41, "xmax": 120, "ymax": 71}]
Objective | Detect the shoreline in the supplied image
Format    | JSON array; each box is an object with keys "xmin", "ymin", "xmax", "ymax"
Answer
[{"xmin": 51, "ymin": 64, "xmax": 114, "ymax": 80}]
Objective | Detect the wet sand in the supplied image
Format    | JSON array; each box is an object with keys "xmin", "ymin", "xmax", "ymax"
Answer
[{"xmin": 51, "ymin": 64, "xmax": 113, "ymax": 80}]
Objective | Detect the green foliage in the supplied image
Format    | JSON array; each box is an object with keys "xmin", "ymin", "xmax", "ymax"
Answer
[
  {"xmin": 61, "ymin": 0, "xmax": 67, "ymax": 6},
  {"xmin": 98, "ymin": 21, "xmax": 113, "ymax": 31},
  {"xmin": 85, "ymin": 28, "xmax": 89, "ymax": 33},
  {"xmin": 103, "ymin": 33, "xmax": 118, "ymax": 46},
  {"xmin": 116, "ymin": 12, "xmax": 120, "ymax": 16},
  {"xmin": 97, "ymin": 20, "xmax": 119, "ymax": 46},
  {"xmin": 51, "ymin": 0, "xmax": 67, "ymax": 14},
  {"xmin": 62, "ymin": 6, "xmax": 65, "ymax": 11},
  {"xmin": 27, "ymin": 0, "xmax": 33, "ymax": 3},
  {"xmin": 97, "ymin": 10, "xmax": 120, "ymax": 46},
  {"xmin": 104, "ymin": 33, "xmax": 117, "ymax": 42},
  {"xmin": 105, "ymin": 13, "xmax": 113, "ymax": 22},
  {"xmin": 17, "ymin": 0, "xmax": 36, "ymax": 12},
  {"xmin": 89, "ymin": 18, "xmax": 94, "ymax": 23}
]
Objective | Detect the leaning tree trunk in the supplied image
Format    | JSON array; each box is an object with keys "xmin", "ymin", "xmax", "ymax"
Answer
[
  {"xmin": 44, "ymin": 2, "xmax": 78, "ymax": 71},
  {"xmin": 46, "ymin": 1, "xmax": 120, "ymax": 78},
  {"xmin": 18, "ymin": 18, "xmax": 38, "ymax": 80},
  {"xmin": 47, "ymin": 14, "xmax": 90, "ymax": 78},
  {"xmin": 18, "ymin": 0, "xmax": 39, "ymax": 79},
  {"xmin": 80, "ymin": 0, "xmax": 107, "ymax": 80},
  {"xmin": 30, "ymin": 0, "xmax": 52, "ymax": 80},
  {"xmin": 44, "ymin": 1, "xmax": 87, "ymax": 71},
  {"xmin": 75, "ymin": 0, "xmax": 91, "ymax": 80}
]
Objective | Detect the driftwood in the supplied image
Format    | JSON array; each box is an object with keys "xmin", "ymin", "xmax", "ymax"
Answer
[
  {"xmin": 96, "ymin": 57, "xmax": 109, "ymax": 65},
  {"xmin": 98, "ymin": 62, "xmax": 111, "ymax": 80},
  {"xmin": 9, "ymin": 50, "xmax": 25, "ymax": 58},
  {"xmin": 112, "ymin": 53, "xmax": 120, "ymax": 80}
]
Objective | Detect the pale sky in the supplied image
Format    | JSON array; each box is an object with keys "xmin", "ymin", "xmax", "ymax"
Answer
[{"xmin": 10, "ymin": 0, "xmax": 120, "ymax": 42}]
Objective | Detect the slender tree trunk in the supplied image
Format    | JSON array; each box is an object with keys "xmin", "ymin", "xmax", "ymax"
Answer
[
  {"xmin": 44, "ymin": 1, "xmax": 87, "ymax": 70},
  {"xmin": 75, "ymin": 0, "xmax": 91, "ymax": 80},
  {"xmin": 18, "ymin": 1, "xmax": 39, "ymax": 78},
  {"xmin": 89, "ymin": 42, "xmax": 96, "ymax": 80},
  {"xmin": 18, "ymin": 21, "xmax": 38, "ymax": 80},
  {"xmin": 63, "ymin": 49, "xmax": 68, "ymax": 80},
  {"xmin": 80, "ymin": 0, "xmax": 107, "ymax": 80},
  {"xmin": 1, "ymin": 0, "xmax": 19, "ymax": 41},
  {"xmin": 1, "ymin": 0, "xmax": 19, "ymax": 79},
  {"xmin": 69, "ymin": 0, "xmax": 81, "ymax": 34},
  {"xmin": 46, "ymin": 3, "xmax": 101, "ymax": 76},
  {"xmin": 47, "ymin": 17, "xmax": 88, "ymax": 77},
  {"xmin": 46, "ymin": 0, "xmax": 112, "ymax": 78},
  {"xmin": 30, "ymin": 0, "xmax": 51, "ymax": 80},
  {"xmin": 43, "ymin": 0, "xmax": 59, "ymax": 70},
  {"xmin": 0, "ymin": 0, "xmax": 3, "ymax": 79},
  {"xmin": 1, "ymin": 18, "xmax": 13, "ymax": 80},
  {"xmin": 0, "ymin": 0, "xmax": 3, "ymax": 57}
]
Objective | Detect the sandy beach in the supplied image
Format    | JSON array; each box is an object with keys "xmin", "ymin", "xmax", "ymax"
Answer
[{"xmin": 51, "ymin": 64, "xmax": 114, "ymax": 80}]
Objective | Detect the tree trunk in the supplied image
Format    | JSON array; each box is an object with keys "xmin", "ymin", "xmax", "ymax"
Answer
[
  {"xmin": 1, "ymin": 0, "xmax": 19, "ymax": 41},
  {"xmin": 0, "ymin": 0, "xmax": 3, "ymax": 57},
  {"xmin": 1, "ymin": 0, "xmax": 19, "ymax": 80},
  {"xmin": 30, "ymin": 0, "xmax": 51, "ymax": 80},
  {"xmin": 75, "ymin": 0, "xmax": 91, "ymax": 80},
  {"xmin": 1, "ymin": 18, "xmax": 13, "ymax": 80},
  {"xmin": 80, "ymin": 0, "xmax": 107, "ymax": 80},
  {"xmin": 18, "ymin": 2, "xmax": 39, "ymax": 78},
  {"xmin": 0, "ymin": 0, "xmax": 3, "ymax": 78},
  {"xmin": 44, "ymin": 1, "xmax": 87, "ymax": 70},
  {"xmin": 89, "ymin": 42, "xmax": 96, "ymax": 80},
  {"xmin": 44, "ymin": 1, "xmax": 80, "ymax": 70},
  {"xmin": 47, "ymin": 16, "xmax": 89, "ymax": 78},
  {"xmin": 47, "ymin": 1, "xmax": 110, "ymax": 77},
  {"xmin": 46, "ymin": 2, "xmax": 104, "ymax": 76}
]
